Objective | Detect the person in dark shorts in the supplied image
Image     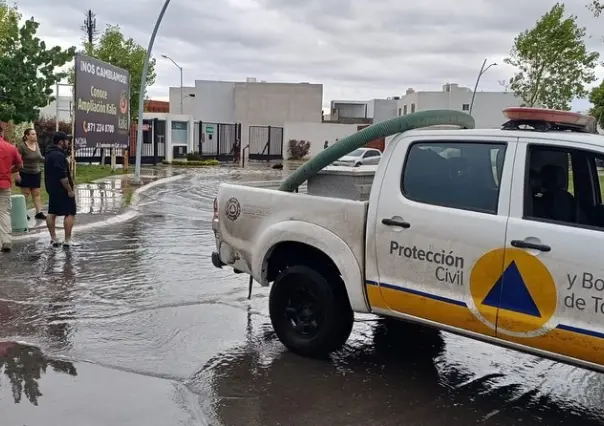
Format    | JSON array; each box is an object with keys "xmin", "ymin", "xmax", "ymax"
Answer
[
  {"xmin": 44, "ymin": 132, "xmax": 76, "ymax": 247},
  {"xmin": 15, "ymin": 128, "xmax": 45, "ymax": 220}
]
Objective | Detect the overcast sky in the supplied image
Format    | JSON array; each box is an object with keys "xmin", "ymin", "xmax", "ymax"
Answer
[{"xmin": 15, "ymin": 0, "xmax": 604, "ymax": 111}]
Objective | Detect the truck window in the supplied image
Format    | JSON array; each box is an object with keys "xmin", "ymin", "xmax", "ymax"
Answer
[
  {"xmin": 525, "ymin": 145, "xmax": 604, "ymax": 230},
  {"xmin": 401, "ymin": 142, "xmax": 506, "ymax": 214}
]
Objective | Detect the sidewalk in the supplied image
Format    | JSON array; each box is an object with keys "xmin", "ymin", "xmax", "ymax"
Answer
[{"xmin": 12, "ymin": 167, "xmax": 183, "ymax": 241}]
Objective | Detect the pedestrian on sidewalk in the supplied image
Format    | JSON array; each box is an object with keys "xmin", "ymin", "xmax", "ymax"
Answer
[
  {"xmin": 0, "ymin": 125, "xmax": 23, "ymax": 253},
  {"xmin": 14, "ymin": 128, "xmax": 46, "ymax": 221},
  {"xmin": 44, "ymin": 132, "xmax": 76, "ymax": 248}
]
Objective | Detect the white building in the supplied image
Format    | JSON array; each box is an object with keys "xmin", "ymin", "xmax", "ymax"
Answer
[
  {"xmin": 366, "ymin": 98, "xmax": 398, "ymax": 123},
  {"xmin": 329, "ymin": 98, "xmax": 398, "ymax": 124},
  {"xmin": 168, "ymin": 86, "xmax": 196, "ymax": 115},
  {"xmin": 396, "ymin": 83, "xmax": 523, "ymax": 128},
  {"xmin": 168, "ymin": 78, "xmax": 323, "ymax": 158},
  {"xmin": 39, "ymin": 95, "xmax": 73, "ymax": 122},
  {"xmin": 329, "ymin": 100, "xmax": 368, "ymax": 122}
]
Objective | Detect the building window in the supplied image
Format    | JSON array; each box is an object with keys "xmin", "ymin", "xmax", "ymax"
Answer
[
  {"xmin": 171, "ymin": 121, "xmax": 188, "ymax": 144},
  {"xmin": 403, "ymin": 105, "xmax": 408, "ymax": 115},
  {"xmin": 411, "ymin": 103, "xmax": 416, "ymax": 113},
  {"xmin": 401, "ymin": 141, "xmax": 506, "ymax": 214},
  {"xmin": 398, "ymin": 108, "xmax": 402, "ymax": 116},
  {"xmin": 462, "ymin": 104, "xmax": 470, "ymax": 111}
]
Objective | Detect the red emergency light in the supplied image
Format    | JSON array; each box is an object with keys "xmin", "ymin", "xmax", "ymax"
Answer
[{"xmin": 502, "ymin": 107, "xmax": 597, "ymax": 134}]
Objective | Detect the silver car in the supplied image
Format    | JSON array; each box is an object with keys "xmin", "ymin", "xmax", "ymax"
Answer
[{"xmin": 332, "ymin": 148, "xmax": 382, "ymax": 167}]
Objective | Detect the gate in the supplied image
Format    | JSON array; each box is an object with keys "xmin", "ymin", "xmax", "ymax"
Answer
[
  {"xmin": 75, "ymin": 119, "xmax": 166, "ymax": 165},
  {"xmin": 198, "ymin": 122, "xmax": 240, "ymax": 160},
  {"xmin": 126, "ymin": 119, "xmax": 166, "ymax": 164},
  {"xmin": 249, "ymin": 125, "xmax": 283, "ymax": 160}
]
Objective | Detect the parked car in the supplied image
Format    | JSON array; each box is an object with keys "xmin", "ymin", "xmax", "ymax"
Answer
[
  {"xmin": 332, "ymin": 148, "xmax": 381, "ymax": 167},
  {"xmin": 211, "ymin": 107, "xmax": 604, "ymax": 373}
]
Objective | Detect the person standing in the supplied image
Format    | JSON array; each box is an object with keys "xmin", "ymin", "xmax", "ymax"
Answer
[
  {"xmin": 44, "ymin": 132, "xmax": 76, "ymax": 248},
  {"xmin": 14, "ymin": 128, "xmax": 45, "ymax": 220},
  {"xmin": 232, "ymin": 139, "xmax": 241, "ymax": 165},
  {"xmin": 0, "ymin": 125, "xmax": 23, "ymax": 252}
]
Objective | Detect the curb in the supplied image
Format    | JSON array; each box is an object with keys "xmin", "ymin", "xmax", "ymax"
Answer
[{"xmin": 13, "ymin": 174, "xmax": 186, "ymax": 242}]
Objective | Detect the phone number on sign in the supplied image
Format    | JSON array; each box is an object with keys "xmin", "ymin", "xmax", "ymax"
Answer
[{"xmin": 85, "ymin": 122, "xmax": 115, "ymax": 133}]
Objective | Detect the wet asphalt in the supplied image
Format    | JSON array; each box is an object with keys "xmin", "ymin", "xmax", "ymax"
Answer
[{"xmin": 1, "ymin": 165, "xmax": 604, "ymax": 426}]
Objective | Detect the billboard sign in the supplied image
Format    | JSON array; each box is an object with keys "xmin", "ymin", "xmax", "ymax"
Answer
[{"xmin": 74, "ymin": 53, "xmax": 130, "ymax": 149}]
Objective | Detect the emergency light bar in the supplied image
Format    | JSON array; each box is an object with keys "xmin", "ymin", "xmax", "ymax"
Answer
[{"xmin": 501, "ymin": 107, "xmax": 597, "ymax": 134}]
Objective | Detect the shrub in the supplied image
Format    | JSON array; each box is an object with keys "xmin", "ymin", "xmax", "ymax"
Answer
[
  {"xmin": 34, "ymin": 118, "xmax": 71, "ymax": 154},
  {"xmin": 288, "ymin": 139, "xmax": 311, "ymax": 160},
  {"xmin": 186, "ymin": 152, "xmax": 203, "ymax": 161}
]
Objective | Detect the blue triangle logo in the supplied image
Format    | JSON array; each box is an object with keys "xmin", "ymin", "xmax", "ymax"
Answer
[{"xmin": 481, "ymin": 261, "xmax": 541, "ymax": 318}]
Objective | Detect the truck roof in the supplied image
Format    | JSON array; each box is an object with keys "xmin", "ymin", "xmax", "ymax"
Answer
[{"xmin": 402, "ymin": 128, "xmax": 604, "ymax": 149}]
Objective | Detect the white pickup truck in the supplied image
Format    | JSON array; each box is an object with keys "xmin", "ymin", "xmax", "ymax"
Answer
[{"xmin": 212, "ymin": 108, "xmax": 604, "ymax": 372}]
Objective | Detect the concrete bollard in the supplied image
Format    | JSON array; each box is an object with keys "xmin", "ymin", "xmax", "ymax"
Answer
[{"xmin": 10, "ymin": 194, "xmax": 28, "ymax": 233}]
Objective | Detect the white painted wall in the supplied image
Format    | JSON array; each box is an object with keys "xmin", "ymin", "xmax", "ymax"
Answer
[
  {"xmin": 369, "ymin": 99, "xmax": 398, "ymax": 123},
  {"xmin": 169, "ymin": 86, "xmax": 196, "ymax": 115},
  {"xmin": 283, "ymin": 122, "xmax": 359, "ymax": 158},
  {"xmin": 234, "ymin": 82, "xmax": 323, "ymax": 159},
  {"xmin": 396, "ymin": 84, "xmax": 523, "ymax": 128},
  {"xmin": 142, "ymin": 112, "xmax": 195, "ymax": 162},
  {"xmin": 194, "ymin": 80, "xmax": 236, "ymax": 123}
]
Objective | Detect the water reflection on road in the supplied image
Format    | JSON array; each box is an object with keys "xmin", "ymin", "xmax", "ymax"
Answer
[{"xmin": 0, "ymin": 165, "xmax": 603, "ymax": 425}]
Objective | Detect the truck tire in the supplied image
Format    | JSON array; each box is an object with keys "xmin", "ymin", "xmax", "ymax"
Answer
[{"xmin": 269, "ymin": 265, "xmax": 353, "ymax": 358}]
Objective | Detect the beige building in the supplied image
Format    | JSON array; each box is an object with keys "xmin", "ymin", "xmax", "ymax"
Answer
[{"xmin": 168, "ymin": 78, "xmax": 323, "ymax": 158}]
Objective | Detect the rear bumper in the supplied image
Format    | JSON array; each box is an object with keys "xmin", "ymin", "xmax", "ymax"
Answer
[{"xmin": 211, "ymin": 251, "xmax": 225, "ymax": 269}]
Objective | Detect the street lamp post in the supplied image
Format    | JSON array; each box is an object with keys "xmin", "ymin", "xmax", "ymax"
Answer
[
  {"xmin": 134, "ymin": 0, "xmax": 172, "ymax": 184},
  {"xmin": 161, "ymin": 54, "xmax": 183, "ymax": 114},
  {"xmin": 469, "ymin": 58, "xmax": 497, "ymax": 116}
]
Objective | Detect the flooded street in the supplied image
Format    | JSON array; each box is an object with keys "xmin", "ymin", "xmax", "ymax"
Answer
[{"xmin": 1, "ymin": 165, "xmax": 604, "ymax": 426}]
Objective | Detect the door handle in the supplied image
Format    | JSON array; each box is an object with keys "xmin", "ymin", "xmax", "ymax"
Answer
[
  {"xmin": 511, "ymin": 240, "xmax": 551, "ymax": 252},
  {"xmin": 382, "ymin": 218, "xmax": 411, "ymax": 228}
]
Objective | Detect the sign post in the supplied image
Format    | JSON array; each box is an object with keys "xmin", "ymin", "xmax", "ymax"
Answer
[{"xmin": 73, "ymin": 53, "xmax": 130, "ymax": 162}]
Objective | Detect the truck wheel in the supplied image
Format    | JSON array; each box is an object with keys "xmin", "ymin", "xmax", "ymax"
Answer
[{"xmin": 269, "ymin": 265, "xmax": 353, "ymax": 358}]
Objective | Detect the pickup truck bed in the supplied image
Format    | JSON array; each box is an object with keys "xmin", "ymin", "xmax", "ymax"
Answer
[{"xmin": 214, "ymin": 184, "xmax": 368, "ymax": 304}]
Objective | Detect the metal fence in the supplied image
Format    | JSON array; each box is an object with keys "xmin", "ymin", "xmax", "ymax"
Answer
[
  {"xmin": 74, "ymin": 119, "xmax": 166, "ymax": 164},
  {"xmin": 198, "ymin": 122, "xmax": 240, "ymax": 160},
  {"xmin": 249, "ymin": 125, "xmax": 283, "ymax": 160}
]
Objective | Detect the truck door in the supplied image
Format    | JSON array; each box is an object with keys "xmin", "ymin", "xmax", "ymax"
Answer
[
  {"xmin": 367, "ymin": 134, "xmax": 517, "ymax": 337},
  {"xmin": 501, "ymin": 138, "xmax": 604, "ymax": 367}
]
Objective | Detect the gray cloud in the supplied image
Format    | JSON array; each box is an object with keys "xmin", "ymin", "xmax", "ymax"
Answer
[{"xmin": 13, "ymin": 0, "xmax": 604, "ymax": 109}]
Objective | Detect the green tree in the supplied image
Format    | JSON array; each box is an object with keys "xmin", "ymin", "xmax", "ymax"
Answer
[
  {"xmin": 0, "ymin": 5, "xmax": 75, "ymax": 123},
  {"xmin": 588, "ymin": 1, "xmax": 603, "ymax": 17},
  {"xmin": 0, "ymin": 1, "xmax": 20, "ymax": 49},
  {"xmin": 73, "ymin": 24, "xmax": 156, "ymax": 120},
  {"xmin": 504, "ymin": 3, "xmax": 600, "ymax": 110},
  {"xmin": 590, "ymin": 82, "xmax": 604, "ymax": 130}
]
